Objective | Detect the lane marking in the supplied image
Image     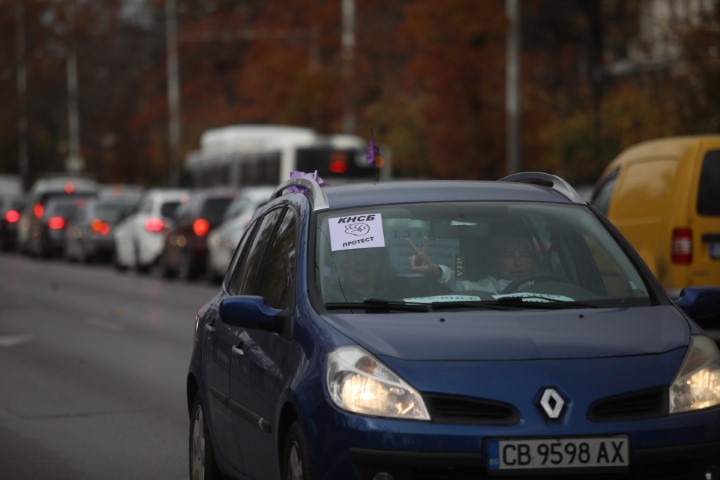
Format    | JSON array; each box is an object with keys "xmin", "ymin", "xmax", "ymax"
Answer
[
  {"xmin": 86, "ymin": 317, "xmax": 125, "ymax": 333},
  {"xmin": 0, "ymin": 334, "xmax": 35, "ymax": 348}
]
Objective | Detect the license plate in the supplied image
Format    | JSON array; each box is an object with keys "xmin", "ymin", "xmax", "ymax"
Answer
[
  {"xmin": 711, "ymin": 242, "xmax": 720, "ymax": 259},
  {"xmin": 487, "ymin": 436, "xmax": 629, "ymax": 472}
]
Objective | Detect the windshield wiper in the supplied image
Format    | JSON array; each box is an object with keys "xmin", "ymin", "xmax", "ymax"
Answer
[
  {"xmin": 325, "ymin": 299, "xmax": 431, "ymax": 312},
  {"xmin": 324, "ymin": 297, "xmax": 602, "ymax": 312},
  {"xmin": 427, "ymin": 301, "xmax": 520, "ymax": 311},
  {"xmin": 487, "ymin": 296, "xmax": 602, "ymax": 309}
]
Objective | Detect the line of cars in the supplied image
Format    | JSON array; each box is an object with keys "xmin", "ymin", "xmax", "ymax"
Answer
[
  {"xmin": 1, "ymin": 175, "xmax": 274, "ymax": 283},
  {"xmin": 113, "ymin": 185, "xmax": 274, "ymax": 281}
]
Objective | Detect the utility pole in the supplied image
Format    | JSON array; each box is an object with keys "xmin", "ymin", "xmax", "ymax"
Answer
[
  {"xmin": 15, "ymin": 0, "xmax": 29, "ymax": 185},
  {"xmin": 166, "ymin": 0, "xmax": 181, "ymax": 187},
  {"xmin": 505, "ymin": 0, "xmax": 521, "ymax": 175},
  {"xmin": 65, "ymin": 0, "xmax": 83, "ymax": 173},
  {"xmin": 341, "ymin": 0, "xmax": 355, "ymax": 134}
]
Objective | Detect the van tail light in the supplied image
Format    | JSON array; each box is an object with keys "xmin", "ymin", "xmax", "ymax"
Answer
[
  {"xmin": 48, "ymin": 217, "xmax": 65, "ymax": 230},
  {"xmin": 672, "ymin": 228, "xmax": 692, "ymax": 264},
  {"xmin": 91, "ymin": 219, "xmax": 110, "ymax": 235},
  {"xmin": 5, "ymin": 209, "xmax": 20, "ymax": 223},
  {"xmin": 193, "ymin": 218, "xmax": 210, "ymax": 237},
  {"xmin": 329, "ymin": 158, "xmax": 348, "ymax": 173},
  {"xmin": 145, "ymin": 218, "xmax": 164, "ymax": 232}
]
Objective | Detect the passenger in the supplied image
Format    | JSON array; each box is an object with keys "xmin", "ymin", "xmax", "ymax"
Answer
[
  {"xmin": 407, "ymin": 234, "xmax": 535, "ymax": 294},
  {"xmin": 329, "ymin": 246, "xmax": 411, "ymax": 301}
]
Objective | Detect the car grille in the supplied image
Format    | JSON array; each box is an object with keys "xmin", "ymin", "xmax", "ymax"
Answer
[
  {"xmin": 588, "ymin": 388, "xmax": 667, "ymax": 421},
  {"xmin": 424, "ymin": 394, "xmax": 519, "ymax": 425}
]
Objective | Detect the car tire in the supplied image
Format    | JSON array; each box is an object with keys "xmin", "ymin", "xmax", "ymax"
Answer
[
  {"xmin": 78, "ymin": 243, "xmax": 89, "ymax": 264},
  {"xmin": 282, "ymin": 422, "xmax": 314, "ymax": 480},
  {"xmin": 179, "ymin": 251, "xmax": 197, "ymax": 281},
  {"xmin": 134, "ymin": 241, "xmax": 149, "ymax": 274},
  {"xmin": 112, "ymin": 249, "xmax": 126, "ymax": 271},
  {"xmin": 161, "ymin": 250, "xmax": 176, "ymax": 279},
  {"xmin": 189, "ymin": 393, "xmax": 224, "ymax": 480}
]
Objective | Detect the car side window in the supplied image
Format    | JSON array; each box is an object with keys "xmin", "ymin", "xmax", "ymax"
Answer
[
  {"xmin": 140, "ymin": 198, "xmax": 152, "ymax": 214},
  {"xmin": 698, "ymin": 150, "xmax": 720, "ymax": 215},
  {"xmin": 228, "ymin": 207, "xmax": 285, "ymax": 295},
  {"xmin": 224, "ymin": 221, "xmax": 258, "ymax": 293},
  {"xmin": 254, "ymin": 208, "xmax": 298, "ymax": 310},
  {"xmin": 590, "ymin": 169, "xmax": 618, "ymax": 215}
]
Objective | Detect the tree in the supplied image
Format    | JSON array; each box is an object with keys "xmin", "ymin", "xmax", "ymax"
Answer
[{"xmin": 674, "ymin": 5, "xmax": 720, "ymax": 133}]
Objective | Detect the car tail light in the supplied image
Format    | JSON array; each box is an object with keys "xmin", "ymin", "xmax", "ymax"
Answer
[
  {"xmin": 672, "ymin": 228, "xmax": 692, "ymax": 264},
  {"xmin": 64, "ymin": 181, "xmax": 75, "ymax": 194},
  {"xmin": 329, "ymin": 158, "xmax": 348, "ymax": 173},
  {"xmin": 145, "ymin": 218, "xmax": 164, "ymax": 232},
  {"xmin": 193, "ymin": 218, "xmax": 210, "ymax": 237},
  {"xmin": 48, "ymin": 216, "xmax": 65, "ymax": 230},
  {"xmin": 33, "ymin": 203, "xmax": 44, "ymax": 218},
  {"xmin": 4, "ymin": 209, "xmax": 20, "ymax": 223},
  {"xmin": 91, "ymin": 219, "xmax": 110, "ymax": 235}
]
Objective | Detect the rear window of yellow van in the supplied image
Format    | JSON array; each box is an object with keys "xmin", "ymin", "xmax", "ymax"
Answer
[{"xmin": 698, "ymin": 150, "xmax": 720, "ymax": 216}]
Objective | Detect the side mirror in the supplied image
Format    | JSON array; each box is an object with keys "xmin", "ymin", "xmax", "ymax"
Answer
[
  {"xmin": 675, "ymin": 286, "xmax": 720, "ymax": 326},
  {"xmin": 219, "ymin": 295, "xmax": 283, "ymax": 332}
]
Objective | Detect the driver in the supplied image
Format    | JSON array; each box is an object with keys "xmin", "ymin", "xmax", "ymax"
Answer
[{"xmin": 407, "ymin": 233, "xmax": 535, "ymax": 294}]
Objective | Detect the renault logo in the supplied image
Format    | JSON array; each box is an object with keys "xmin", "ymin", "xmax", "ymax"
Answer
[{"xmin": 538, "ymin": 387, "xmax": 566, "ymax": 420}]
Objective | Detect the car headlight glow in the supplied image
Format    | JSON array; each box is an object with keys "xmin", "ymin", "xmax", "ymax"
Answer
[
  {"xmin": 326, "ymin": 346, "xmax": 430, "ymax": 421},
  {"xmin": 670, "ymin": 335, "xmax": 720, "ymax": 414}
]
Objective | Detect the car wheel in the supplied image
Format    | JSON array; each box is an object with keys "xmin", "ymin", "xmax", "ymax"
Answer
[
  {"xmin": 160, "ymin": 249, "xmax": 176, "ymax": 279},
  {"xmin": 189, "ymin": 393, "xmax": 224, "ymax": 480},
  {"xmin": 179, "ymin": 251, "xmax": 196, "ymax": 281},
  {"xmin": 134, "ymin": 241, "xmax": 149, "ymax": 274},
  {"xmin": 282, "ymin": 422, "xmax": 314, "ymax": 480},
  {"xmin": 112, "ymin": 241, "xmax": 127, "ymax": 271},
  {"xmin": 78, "ymin": 243, "xmax": 89, "ymax": 264}
]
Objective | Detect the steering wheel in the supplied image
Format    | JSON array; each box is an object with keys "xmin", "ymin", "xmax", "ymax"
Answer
[{"xmin": 501, "ymin": 272, "xmax": 568, "ymax": 294}]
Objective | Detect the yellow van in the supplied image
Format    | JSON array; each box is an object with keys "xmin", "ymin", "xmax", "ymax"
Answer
[{"xmin": 591, "ymin": 135, "xmax": 720, "ymax": 297}]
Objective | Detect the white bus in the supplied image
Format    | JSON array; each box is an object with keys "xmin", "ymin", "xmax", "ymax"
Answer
[{"xmin": 184, "ymin": 124, "xmax": 390, "ymax": 188}]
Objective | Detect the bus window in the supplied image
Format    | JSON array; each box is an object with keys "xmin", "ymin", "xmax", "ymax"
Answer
[{"xmin": 296, "ymin": 147, "xmax": 376, "ymax": 182}]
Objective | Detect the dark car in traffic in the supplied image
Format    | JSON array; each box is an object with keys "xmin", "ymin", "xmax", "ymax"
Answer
[
  {"xmin": 160, "ymin": 188, "xmax": 236, "ymax": 280},
  {"xmin": 64, "ymin": 196, "xmax": 140, "ymax": 263},
  {"xmin": 27, "ymin": 195, "xmax": 89, "ymax": 258},
  {"xmin": 18, "ymin": 176, "xmax": 98, "ymax": 254},
  {"xmin": 0, "ymin": 194, "xmax": 27, "ymax": 251},
  {"xmin": 187, "ymin": 173, "xmax": 720, "ymax": 480}
]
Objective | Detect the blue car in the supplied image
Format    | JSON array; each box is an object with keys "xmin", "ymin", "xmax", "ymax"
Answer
[{"xmin": 187, "ymin": 173, "xmax": 720, "ymax": 480}]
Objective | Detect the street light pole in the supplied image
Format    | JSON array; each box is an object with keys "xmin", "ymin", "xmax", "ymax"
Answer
[
  {"xmin": 65, "ymin": 0, "xmax": 83, "ymax": 173},
  {"xmin": 505, "ymin": 0, "xmax": 521, "ymax": 175},
  {"xmin": 341, "ymin": 0, "xmax": 355, "ymax": 134},
  {"xmin": 15, "ymin": 0, "xmax": 29, "ymax": 185},
  {"xmin": 166, "ymin": 0, "xmax": 181, "ymax": 187}
]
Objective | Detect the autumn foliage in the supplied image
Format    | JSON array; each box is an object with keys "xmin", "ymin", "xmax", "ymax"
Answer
[{"xmin": 0, "ymin": 0, "xmax": 718, "ymax": 188}]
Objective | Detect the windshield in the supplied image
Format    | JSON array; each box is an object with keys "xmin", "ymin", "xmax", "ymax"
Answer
[{"xmin": 315, "ymin": 202, "xmax": 651, "ymax": 308}]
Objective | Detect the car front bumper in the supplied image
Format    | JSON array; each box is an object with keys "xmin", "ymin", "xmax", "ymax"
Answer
[{"xmin": 305, "ymin": 404, "xmax": 720, "ymax": 480}]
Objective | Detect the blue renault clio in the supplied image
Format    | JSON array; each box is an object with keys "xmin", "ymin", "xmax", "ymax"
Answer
[{"xmin": 187, "ymin": 173, "xmax": 720, "ymax": 480}]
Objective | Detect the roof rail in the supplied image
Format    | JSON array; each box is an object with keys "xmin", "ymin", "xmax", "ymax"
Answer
[
  {"xmin": 272, "ymin": 177, "xmax": 329, "ymax": 210},
  {"xmin": 499, "ymin": 172, "xmax": 586, "ymax": 204}
]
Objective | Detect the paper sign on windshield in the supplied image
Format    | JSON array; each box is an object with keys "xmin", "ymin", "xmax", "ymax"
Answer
[{"xmin": 329, "ymin": 213, "xmax": 385, "ymax": 251}]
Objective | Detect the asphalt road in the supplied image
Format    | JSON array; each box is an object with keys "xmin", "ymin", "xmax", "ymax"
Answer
[
  {"xmin": 2, "ymin": 252, "xmax": 719, "ymax": 480},
  {"xmin": 0, "ymin": 253, "xmax": 218, "ymax": 480}
]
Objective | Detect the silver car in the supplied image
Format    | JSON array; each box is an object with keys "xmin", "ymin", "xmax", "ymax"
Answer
[
  {"xmin": 206, "ymin": 185, "xmax": 275, "ymax": 281},
  {"xmin": 113, "ymin": 188, "xmax": 189, "ymax": 272}
]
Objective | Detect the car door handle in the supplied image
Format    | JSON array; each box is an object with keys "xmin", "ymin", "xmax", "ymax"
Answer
[{"xmin": 231, "ymin": 345, "xmax": 244, "ymax": 357}]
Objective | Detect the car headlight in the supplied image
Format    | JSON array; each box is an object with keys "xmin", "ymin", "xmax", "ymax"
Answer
[
  {"xmin": 670, "ymin": 335, "xmax": 720, "ymax": 414},
  {"xmin": 326, "ymin": 346, "xmax": 430, "ymax": 421}
]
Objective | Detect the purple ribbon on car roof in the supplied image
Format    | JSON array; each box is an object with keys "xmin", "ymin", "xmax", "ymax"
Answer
[{"xmin": 286, "ymin": 170, "xmax": 326, "ymax": 193}]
